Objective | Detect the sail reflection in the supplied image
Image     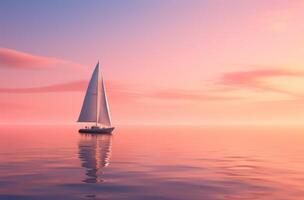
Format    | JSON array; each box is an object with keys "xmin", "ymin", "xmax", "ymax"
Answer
[{"xmin": 78, "ymin": 133, "xmax": 112, "ymax": 183}]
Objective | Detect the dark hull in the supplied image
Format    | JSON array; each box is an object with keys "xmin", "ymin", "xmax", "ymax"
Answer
[{"xmin": 79, "ymin": 127, "xmax": 115, "ymax": 134}]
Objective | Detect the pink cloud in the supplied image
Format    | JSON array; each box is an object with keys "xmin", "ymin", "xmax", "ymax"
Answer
[
  {"xmin": 0, "ymin": 81, "xmax": 87, "ymax": 93},
  {"xmin": 220, "ymin": 69, "xmax": 300, "ymax": 85},
  {"xmin": 150, "ymin": 89, "xmax": 233, "ymax": 101},
  {"xmin": 0, "ymin": 80, "xmax": 138, "ymax": 102},
  {"xmin": 3, "ymin": 68, "xmax": 302, "ymax": 102},
  {"xmin": 0, "ymin": 101, "xmax": 28, "ymax": 111},
  {"xmin": 219, "ymin": 69, "xmax": 304, "ymax": 96},
  {"xmin": 0, "ymin": 79, "xmax": 231, "ymax": 102},
  {"xmin": 0, "ymin": 47, "xmax": 65, "ymax": 69}
]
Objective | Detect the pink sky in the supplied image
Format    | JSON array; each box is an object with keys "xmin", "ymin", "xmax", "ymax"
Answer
[{"xmin": 1, "ymin": 1, "xmax": 304, "ymax": 125}]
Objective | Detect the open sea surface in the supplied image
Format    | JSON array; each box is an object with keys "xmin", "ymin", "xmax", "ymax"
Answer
[{"xmin": 0, "ymin": 125, "xmax": 304, "ymax": 200}]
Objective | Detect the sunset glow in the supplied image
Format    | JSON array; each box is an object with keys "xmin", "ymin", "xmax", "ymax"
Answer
[{"xmin": 1, "ymin": 0, "xmax": 304, "ymax": 125}]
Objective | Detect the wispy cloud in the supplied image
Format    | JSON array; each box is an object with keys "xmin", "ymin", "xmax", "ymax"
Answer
[
  {"xmin": 2, "ymin": 67, "xmax": 303, "ymax": 102},
  {"xmin": 0, "ymin": 79, "xmax": 231, "ymax": 102},
  {"xmin": 0, "ymin": 47, "xmax": 68, "ymax": 69},
  {"xmin": 0, "ymin": 81, "xmax": 87, "ymax": 93},
  {"xmin": 219, "ymin": 68, "xmax": 304, "ymax": 97},
  {"xmin": 149, "ymin": 88, "xmax": 233, "ymax": 101},
  {"xmin": 0, "ymin": 101, "xmax": 28, "ymax": 111}
]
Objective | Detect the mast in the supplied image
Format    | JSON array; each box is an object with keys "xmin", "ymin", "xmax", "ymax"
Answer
[{"xmin": 96, "ymin": 61, "xmax": 99, "ymax": 127}]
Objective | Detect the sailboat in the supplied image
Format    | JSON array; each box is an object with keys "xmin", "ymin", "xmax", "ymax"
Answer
[{"xmin": 78, "ymin": 62, "xmax": 115, "ymax": 134}]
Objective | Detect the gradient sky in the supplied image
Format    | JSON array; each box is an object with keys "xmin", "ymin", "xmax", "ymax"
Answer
[{"xmin": 1, "ymin": 0, "xmax": 304, "ymax": 125}]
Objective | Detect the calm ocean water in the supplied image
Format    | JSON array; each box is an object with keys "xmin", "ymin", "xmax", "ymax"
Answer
[{"xmin": 0, "ymin": 125, "xmax": 304, "ymax": 200}]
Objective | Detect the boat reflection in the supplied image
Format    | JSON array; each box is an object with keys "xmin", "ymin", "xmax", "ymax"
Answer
[{"xmin": 78, "ymin": 133, "xmax": 112, "ymax": 183}]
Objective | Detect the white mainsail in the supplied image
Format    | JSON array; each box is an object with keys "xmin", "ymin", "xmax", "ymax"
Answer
[
  {"xmin": 78, "ymin": 62, "xmax": 112, "ymax": 128},
  {"xmin": 78, "ymin": 63, "xmax": 99, "ymax": 122},
  {"xmin": 98, "ymin": 77, "xmax": 112, "ymax": 127}
]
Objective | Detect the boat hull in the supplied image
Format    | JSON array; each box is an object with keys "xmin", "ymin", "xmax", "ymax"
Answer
[{"xmin": 79, "ymin": 127, "xmax": 115, "ymax": 134}]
